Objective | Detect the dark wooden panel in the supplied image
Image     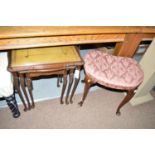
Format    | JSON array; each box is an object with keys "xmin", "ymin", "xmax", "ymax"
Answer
[{"xmin": 114, "ymin": 33, "xmax": 155, "ymax": 57}]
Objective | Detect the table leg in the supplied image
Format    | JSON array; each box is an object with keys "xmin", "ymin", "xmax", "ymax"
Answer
[
  {"xmin": 70, "ymin": 67, "xmax": 81, "ymax": 104},
  {"xmin": 19, "ymin": 73, "xmax": 31, "ymax": 110},
  {"xmin": 25, "ymin": 73, "xmax": 35, "ymax": 109},
  {"xmin": 57, "ymin": 75, "xmax": 60, "ymax": 87},
  {"xmin": 60, "ymin": 70, "xmax": 67, "ymax": 104},
  {"xmin": 57, "ymin": 75, "xmax": 63, "ymax": 87},
  {"xmin": 113, "ymin": 34, "xmax": 142, "ymax": 57},
  {"xmin": 65, "ymin": 69, "xmax": 74, "ymax": 104},
  {"xmin": 60, "ymin": 76, "xmax": 63, "ymax": 83},
  {"xmin": 13, "ymin": 72, "xmax": 27, "ymax": 111}
]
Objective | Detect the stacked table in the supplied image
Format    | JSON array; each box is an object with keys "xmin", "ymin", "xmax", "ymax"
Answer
[{"xmin": 8, "ymin": 46, "xmax": 83, "ymax": 111}]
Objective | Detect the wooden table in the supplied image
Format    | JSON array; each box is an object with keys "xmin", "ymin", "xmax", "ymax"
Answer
[
  {"xmin": 0, "ymin": 26, "xmax": 155, "ymax": 57},
  {"xmin": 8, "ymin": 46, "xmax": 83, "ymax": 111}
]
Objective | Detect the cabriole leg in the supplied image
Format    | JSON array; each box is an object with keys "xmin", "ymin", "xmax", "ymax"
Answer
[
  {"xmin": 19, "ymin": 73, "xmax": 31, "ymax": 110},
  {"xmin": 116, "ymin": 89, "xmax": 135, "ymax": 116},
  {"xmin": 65, "ymin": 69, "xmax": 74, "ymax": 104},
  {"xmin": 25, "ymin": 74, "xmax": 35, "ymax": 109},
  {"xmin": 60, "ymin": 70, "xmax": 67, "ymax": 104},
  {"xmin": 78, "ymin": 75, "xmax": 93, "ymax": 106},
  {"xmin": 70, "ymin": 67, "xmax": 81, "ymax": 104}
]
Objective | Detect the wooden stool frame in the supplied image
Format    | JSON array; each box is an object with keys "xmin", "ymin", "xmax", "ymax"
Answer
[{"xmin": 79, "ymin": 75, "xmax": 137, "ymax": 115}]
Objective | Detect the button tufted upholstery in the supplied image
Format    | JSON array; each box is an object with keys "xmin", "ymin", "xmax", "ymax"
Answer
[{"xmin": 84, "ymin": 50, "xmax": 144, "ymax": 90}]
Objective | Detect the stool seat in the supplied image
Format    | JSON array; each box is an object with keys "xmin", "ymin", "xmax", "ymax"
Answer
[{"xmin": 84, "ymin": 50, "xmax": 144, "ymax": 90}]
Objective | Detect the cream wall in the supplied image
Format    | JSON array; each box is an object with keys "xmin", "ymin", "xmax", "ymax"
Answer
[{"xmin": 130, "ymin": 38, "xmax": 155, "ymax": 105}]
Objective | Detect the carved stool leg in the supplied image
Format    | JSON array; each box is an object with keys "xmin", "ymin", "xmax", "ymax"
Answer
[
  {"xmin": 5, "ymin": 94, "xmax": 20, "ymax": 118},
  {"xmin": 78, "ymin": 75, "xmax": 93, "ymax": 106},
  {"xmin": 13, "ymin": 72, "xmax": 27, "ymax": 111},
  {"xmin": 25, "ymin": 74, "xmax": 35, "ymax": 109},
  {"xmin": 60, "ymin": 70, "xmax": 67, "ymax": 104},
  {"xmin": 65, "ymin": 69, "xmax": 74, "ymax": 104},
  {"xmin": 70, "ymin": 67, "xmax": 81, "ymax": 104},
  {"xmin": 19, "ymin": 73, "xmax": 31, "ymax": 110},
  {"xmin": 116, "ymin": 89, "xmax": 135, "ymax": 116}
]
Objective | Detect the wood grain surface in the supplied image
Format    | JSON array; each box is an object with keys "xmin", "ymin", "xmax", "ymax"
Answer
[
  {"xmin": 0, "ymin": 26, "xmax": 155, "ymax": 39},
  {"xmin": 0, "ymin": 34, "xmax": 125, "ymax": 50},
  {"xmin": 0, "ymin": 26, "xmax": 155, "ymax": 57}
]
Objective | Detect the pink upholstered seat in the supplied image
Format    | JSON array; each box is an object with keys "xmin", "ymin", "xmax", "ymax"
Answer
[{"xmin": 84, "ymin": 50, "xmax": 144, "ymax": 90}]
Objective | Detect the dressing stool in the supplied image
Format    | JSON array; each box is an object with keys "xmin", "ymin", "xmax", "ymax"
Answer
[
  {"xmin": 8, "ymin": 46, "xmax": 83, "ymax": 111},
  {"xmin": 79, "ymin": 49, "xmax": 144, "ymax": 115}
]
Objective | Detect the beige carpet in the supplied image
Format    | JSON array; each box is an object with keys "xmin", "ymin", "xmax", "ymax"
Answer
[{"xmin": 0, "ymin": 89, "xmax": 155, "ymax": 129}]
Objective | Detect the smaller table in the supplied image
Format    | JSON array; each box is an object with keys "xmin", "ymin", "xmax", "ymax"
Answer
[{"xmin": 8, "ymin": 46, "xmax": 83, "ymax": 111}]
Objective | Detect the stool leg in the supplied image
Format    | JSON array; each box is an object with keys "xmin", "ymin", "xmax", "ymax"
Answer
[
  {"xmin": 70, "ymin": 67, "xmax": 81, "ymax": 104},
  {"xmin": 78, "ymin": 75, "xmax": 93, "ymax": 106},
  {"xmin": 5, "ymin": 94, "xmax": 20, "ymax": 118},
  {"xmin": 13, "ymin": 72, "xmax": 27, "ymax": 111},
  {"xmin": 65, "ymin": 69, "xmax": 74, "ymax": 104},
  {"xmin": 60, "ymin": 71, "xmax": 67, "ymax": 104},
  {"xmin": 25, "ymin": 74, "xmax": 35, "ymax": 109},
  {"xmin": 116, "ymin": 89, "xmax": 135, "ymax": 116},
  {"xmin": 19, "ymin": 73, "xmax": 31, "ymax": 110}
]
